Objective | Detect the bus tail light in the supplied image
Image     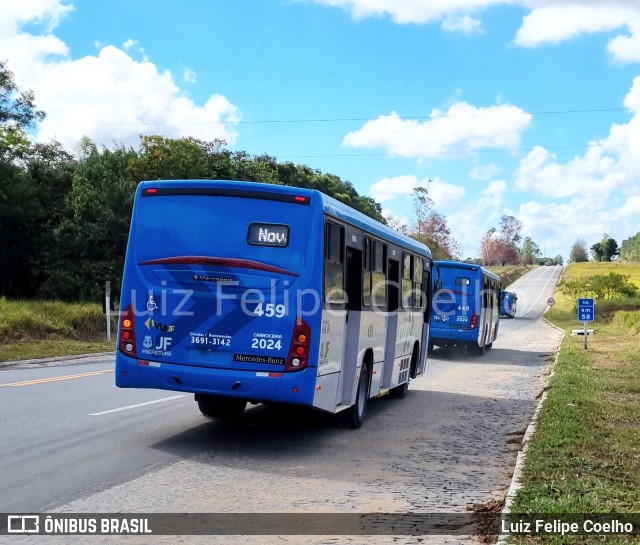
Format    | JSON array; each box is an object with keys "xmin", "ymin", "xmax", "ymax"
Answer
[
  {"xmin": 470, "ymin": 312, "xmax": 478, "ymax": 330},
  {"xmin": 118, "ymin": 305, "xmax": 138, "ymax": 357},
  {"xmin": 286, "ymin": 319, "xmax": 311, "ymax": 372}
]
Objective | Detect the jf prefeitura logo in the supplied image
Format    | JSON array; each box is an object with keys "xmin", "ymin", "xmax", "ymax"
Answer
[{"xmin": 5, "ymin": 515, "xmax": 152, "ymax": 535}]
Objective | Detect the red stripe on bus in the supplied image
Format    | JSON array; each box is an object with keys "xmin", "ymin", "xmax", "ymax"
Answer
[{"xmin": 138, "ymin": 256, "xmax": 299, "ymax": 276}]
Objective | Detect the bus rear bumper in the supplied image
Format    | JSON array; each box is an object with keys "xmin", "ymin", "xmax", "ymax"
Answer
[
  {"xmin": 429, "ymin": 328, "xmax": 477, "ymax": 347},
  {"xmin": 115, "ymin": 352, "xmax": 315, "ymax": 405}
]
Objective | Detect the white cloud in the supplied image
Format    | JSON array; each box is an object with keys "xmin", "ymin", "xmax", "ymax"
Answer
[
  {"xmin": 312, "ymin": 0, "xmax": 507, "ymax": 25},
  {"xmin": 369, "ymin": 175, "xmax": 466, "ymax": 209},
  {"xmin": 343, "ymin": 103, "xmax": 532, "ymax": 158},
  {"xmin": 618, "ymin": 195, "xmax": 640, "ymax": 217},
  {"xmin": 516, "ymin": 75, "xmax": 640, "ymax": 199},
  {"xmin": 314, "ymin": 0, "xmax": 640, "ymax": 63},
  {"xmin": 183, "ymin": 68, "xmax": 197, "ymax": 84},
  {"xmin": 369, "ymin": 175, "xmax": 421, "ymax": 202},
  {"xmin": 483, "ymin": 179, "xmax": 506, "ymax": 197},
  {"xmin": 516, "ymin": 197, "xmax": 617, "ymax": 259},
  {"xmin": 122, "ymin": 38, "xmax": 138, "ymax": 51},
  {"xmin": 0, "ymin": 0, "xmax": 73, "ymax": 35},
  {"xmin": 2, "ymin": 1, "xmax": 241, "ymax": 149},
  {"xmin": 428, "ymin": 177, "xmax": 466, "ymax": 209},
  {"xmin": 442, "ymin": 14, "xmax": 482, "ymax": 34},
  {"xmin": 515, "ymin": 3, "xmax": 640, "ymax": 63}
]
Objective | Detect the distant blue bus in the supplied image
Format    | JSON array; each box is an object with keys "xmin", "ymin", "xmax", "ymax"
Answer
[
  {"xmin": 116, "ymin": 180, "xmax": 433, "ymax": 428},
  {"xmin": 430, "ymin": 261, "xmax": 501, "ymax": 355},
  {"xmin": 500, "ymin": 290, "xmax": 518, "ymax": 318}
]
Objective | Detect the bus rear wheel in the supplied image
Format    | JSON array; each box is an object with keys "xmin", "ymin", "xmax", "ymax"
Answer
[
  {"xmin": 348, "ymin": 364, "xmax": 370, "ymax": 429},
  {"xmin": 196, "ymin": 394, "xmax": 247, "ymax": 418}
]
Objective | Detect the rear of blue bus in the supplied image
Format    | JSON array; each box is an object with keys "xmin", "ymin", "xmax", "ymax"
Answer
[
  {"xmin": 430, "ymin": 264, "xmax": 481, "ymax": 348},
  {"xmin": 115, "ymin": 180, "xmax": 323, "ymax": 407}
]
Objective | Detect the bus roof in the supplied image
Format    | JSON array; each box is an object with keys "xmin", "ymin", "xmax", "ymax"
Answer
[
  {"xmin": 434, "ymin": 260, "xmax": 501, "ymax": 282},
  {"xmin": 139, "ymin": 179, "xmax": 432, "ymax": 259}
]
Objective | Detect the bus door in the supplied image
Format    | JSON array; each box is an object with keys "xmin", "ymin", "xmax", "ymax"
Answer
[
  {"xmin": 315, "ymin": 220, "xmax": 348, "ymax": 412},
  {"xmin": 382, "ymin": 251, "xmax": 400, "ymax": 389},
  {"xmin": 339, "ymin": 231, "xmax": 364, "ymax": 408},
  {"xmin": 417, "ymin": 259, "xmax": 432, "ymax": 376}
]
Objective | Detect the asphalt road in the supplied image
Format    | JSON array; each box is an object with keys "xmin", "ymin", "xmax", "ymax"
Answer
[{"xmin": 0, "ymin": 266, "xmax": 564, "ymax": 544}]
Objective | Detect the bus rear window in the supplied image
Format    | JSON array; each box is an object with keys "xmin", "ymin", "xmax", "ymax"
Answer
[{"xmin": 455, "ymin": 277, "xmax": 471, "ymax": 286}]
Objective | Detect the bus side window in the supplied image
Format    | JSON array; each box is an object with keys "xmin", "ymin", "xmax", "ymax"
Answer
[
  {"xmin": 363, "ymin": 237, "xmax": 372, "ymax": 307},
  {"xmin": 372, "ymin": 241, "xmax": 386, "ymax": 308},
  {"xmin": 402, "ymin": 254, "xmax": 412, "ymax": 308},
  {"xmin": 413, "ymin": 257, "xmax": 423, "ymax": 309},
  {"xmin": 324, "ymin": 222, "xmax": 345, "ymax": 303}
]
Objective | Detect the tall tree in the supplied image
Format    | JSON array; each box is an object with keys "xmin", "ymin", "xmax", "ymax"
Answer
[
  {"xmin": 601, "ymin": 235, "xmax": 619, "ymax": 262},
  {"xmin": 592, "ymin": 233, "xmax": 619, "ymax": 262},
  {"xmin": 410, "ymin": 186, "xmax": 461, "ymax": 259},
  {"xmin": 0, "ymin": 61, "xmax": 45, "ymax": 159},
  {"xmin": 591, "ymin": 242, "xmax": 604, "ymax": 262},
  {"xmin": 0, "ymin": 62, "xmax": 49, "ymax": 296},
  {"xmin": 480, "ymin": 228, "xmax": 499, "ymax": 266},
  {"xmin": 620, "ymin": 232, "xmax": 640, "ymax": 261},
  {"xmin": 521, "ymin": 236, "xmax": 541, "ymax": 265},
  {"xmin": 569, "ymin": 239, "xmax": 589, "ymax": 263},
  {"xmin": 499, "ymin": 215, "xmax": 523, "ymax": 248}
]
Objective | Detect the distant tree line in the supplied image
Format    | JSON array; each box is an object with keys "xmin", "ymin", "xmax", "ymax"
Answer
[
  {"xmin": 569, "ymin": 231, "xmax": 640, "ymax": 263},
  {"xmin": 476, "ymin": 216, "xmax": 562, "ymax": 267}
]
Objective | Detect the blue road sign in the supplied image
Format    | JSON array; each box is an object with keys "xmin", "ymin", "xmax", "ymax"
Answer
[{"xmin": 577, "ymin": 298, "xmax": 595, "ymax": 322}]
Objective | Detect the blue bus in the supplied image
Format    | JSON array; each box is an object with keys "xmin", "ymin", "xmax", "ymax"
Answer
[
  {"xmin": 116, "ymin": 180, "xmax": 433, "ymax": 428},
  {"xmin": 430, "ymin": 261, "xmax": 501, "ymax": 356},
  {"xmin": 500, "ymin": 290, "xmax": 518, "ymax": 318}
]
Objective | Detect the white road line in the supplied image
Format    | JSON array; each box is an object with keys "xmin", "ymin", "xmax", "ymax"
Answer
[
  {"xmin": 90, "ymin": 394, "xmax": 188, "ymax": 416},
  {"xmin": 519, "ymin": 268, "xmax": 560, "ymax": 318}
]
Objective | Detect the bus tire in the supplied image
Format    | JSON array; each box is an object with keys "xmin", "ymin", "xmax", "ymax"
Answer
[
  {"xmin": 486, "ymin": 342, "xmax": 493, "ymax": 350},
  {"xmin": 348, "ymin": 364, "xmax": 370, "ymax": 429},
  {"xmin": 471, "ymin": 343, "xmax": 485, "ymax": 357},
  {"xmin": 389, "ymin": 381, "xmax": 408, "ymax": 399},
  {"xmin": 196, "ymin": 395, "xmax": 247, "ymax": 418}
]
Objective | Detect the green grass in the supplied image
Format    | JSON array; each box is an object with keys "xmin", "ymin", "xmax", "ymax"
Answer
[
  {"xmin": 508, "ymin": 263, "xmax": 640, "ymax": 544},
  {"xmin": 0, "ymin": 298, "xmax": 116, "ymax": 362},
  {"xmin": 0, "ymin": 339, "xmax": 115, "ymax": 362},
  {"xmin": 560, "ymin": 261, "xmax": 640, "ymax": 285}
]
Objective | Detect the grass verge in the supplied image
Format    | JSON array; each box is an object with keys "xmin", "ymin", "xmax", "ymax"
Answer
[
  {"xmin": 0, "ymin": 339, "xmax": 115, "ymax": 362},
  {"xmin": 0, "ymin": 298, "xmax": 116, "ymax": 362},
  {"xmin": 508, "ymin": 263, "xmax": 640, "ymax": 544}
]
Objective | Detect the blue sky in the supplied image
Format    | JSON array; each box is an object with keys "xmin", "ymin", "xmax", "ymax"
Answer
[{"xmin": 3, "ymin": 0, "xmax": 640, "ymax": 260}]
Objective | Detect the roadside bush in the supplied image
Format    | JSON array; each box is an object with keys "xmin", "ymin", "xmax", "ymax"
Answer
[
  {"xmin": 0, "ymin": 298, "xmax": 107, "ymax": 342},
  {"xmin": 559, "ymin": 273, "xmax": 638, "ymax": 306},
  {"xmin": 611, "ymin": 310, "xmax": 640, "ymax": 334}
]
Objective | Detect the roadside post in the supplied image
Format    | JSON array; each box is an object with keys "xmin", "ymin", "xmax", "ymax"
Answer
[
  {"xmin": 105, "ymin": 281, "xmax": 111, "ymax": 342},
  {"xmin": 577, "ymin": 297, "xmax": 595, "ymax": 350}
]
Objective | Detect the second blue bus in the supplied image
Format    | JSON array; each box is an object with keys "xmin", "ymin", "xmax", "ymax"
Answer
[{"xmin": 430, "ymin": 261, "xmax": 501, "ymax": 356}]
